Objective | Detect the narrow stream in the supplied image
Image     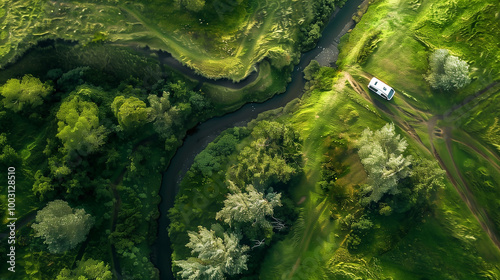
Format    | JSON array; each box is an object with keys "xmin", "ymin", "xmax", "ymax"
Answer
[{"xmin": 153, "ymin": 0, "xmax": 364, "ymax": 278}]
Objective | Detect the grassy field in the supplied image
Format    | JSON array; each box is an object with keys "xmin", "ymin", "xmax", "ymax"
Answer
[
  {"xmin": 0, "ymin": 0, "xmax": 314, "ymax": 80},
  {"xmin": 258, "ymin": 68, "xmax": 500, "ymax": 279},
  {"xmin": 335, "ymin": 0, "xmax": 500, "ymax": 251},
  {"xmin": 338, "ymin": 0, "xmax": 500, "ymax": 113}
]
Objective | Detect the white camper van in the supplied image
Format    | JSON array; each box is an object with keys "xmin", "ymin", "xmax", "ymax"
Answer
[{"xmin": 368, "ymin": 77, "xmax": 395, "ymax": 100}]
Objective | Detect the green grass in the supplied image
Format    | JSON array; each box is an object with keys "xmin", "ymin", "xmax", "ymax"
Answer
[
  {"xmin": 257, "ymin": 69, "xmax": 500, "ymax": 279},
  {"xmin": 202, "ymin": 60, "xmax": 289, "ymax": 112},
  {"xmin": 338, "ymin": 0, "xmax": 500, "ymax": 113},
  {"xmin": 450, "ymin": 140, "xmax": 500, "ymax": 234},
  {"xmin": 0, "ymin": 0, "xmax": 313, "ymax": 80}
]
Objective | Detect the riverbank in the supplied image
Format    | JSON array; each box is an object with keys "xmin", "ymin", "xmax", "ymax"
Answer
[{"xmin": 154, "ymin": 0, "xmax": 365, "ymax": 278}]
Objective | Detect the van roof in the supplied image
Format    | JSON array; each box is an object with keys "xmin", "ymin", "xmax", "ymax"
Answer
[{"xmin": 369, "ymin": 77, "xmax": 392, "ymax": 94}]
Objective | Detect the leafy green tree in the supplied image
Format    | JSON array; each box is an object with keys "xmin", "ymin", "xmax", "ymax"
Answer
[
  {"xmin": 32, "ymin": 200, "xmax": 94, "ymax": 254},
  {"xmin": 174, "ymin": 226, "xmax": 249, "ymax": 280},
  {"xmin": 425, "ymin": 49, "xmax": 470, "ymax": 91},
  {"xmin": 193, "ymin": 133, "xmax": 238, "ymax": 177},
  {"xmin": 216, "ymin": 181, "xmax": 282, "ymax": 228},
  {"xmin": 56, "ymin": 96, "xmax": 107, "ymax": 155},
  {"xmin": 408, "ymin": 159, "xmax": 446, "ymax": 206},
  {"xmin": 358, "ymin": 123, "xmax": 412, "ymax": 204},
  {"xmin": 111, "ymin": 96, "xmax": 152, "ymax": 130},
  {"xmin": 0, "ymin": 145, "xmax": 22, "ymax": 169},
  {"xmin": 32, "ymin": 170, "xmax": 53, "ymax": 200},
  {"xmin": 0, "ymin": 75, "xmax": 53, "ymax": 112},
  {"xmin": 148, "ymin": 92, "xmax": 174, "ymax": 138},
  {"xmin": 56, "ymin": 258, "xmax": 112, "ymax": 280},
  {"xmin": 189, "ymin": 92, "xmax": 209, "ymax": 112},
  {"xmin": 230, "ymin": 121, "xmax": 301, "ymax": 188}
]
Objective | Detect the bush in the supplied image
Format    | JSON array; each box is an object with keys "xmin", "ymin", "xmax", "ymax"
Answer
[{"xmin": 425, "ymin": 49, "xmax": 471, "ymax": 91}]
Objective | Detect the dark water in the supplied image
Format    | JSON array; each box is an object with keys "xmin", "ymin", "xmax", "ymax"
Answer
[{"xmin": 153, "ymin": 0, "xmax": 364, "ymax": 279}]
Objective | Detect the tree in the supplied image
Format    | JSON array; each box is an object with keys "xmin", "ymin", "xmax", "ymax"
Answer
[
  {"xmin": 56, "ymin": 258, "xmax": 112, "ymax": 280},
  {"xmin": 174, "ymin": 226, "xmax": 249, "ymax": 280},
  {"xmin": 148, "ymin": 92, "xmax": 174, "ymax": 138},
  {"xmin": 0, "ymin": 75, "xmax": 53, "ymax": 112},
  {"xmin": 408, "ymin": 159, "xmax": 445, "ymax": 206},
  {"xmin": 193, "ymin": 133, "xmax": 238, "ymax": 177},
  {"xmin": 358, "ymin": 123, "xmax": 412, "ymax": 204},
  {"xmin": 56, "ymin": 96, "xmax": 107, "ymax": 155},
  {"xmin": 216, "ymin": 181, "xmax": 282, "ymax": 228},
  {"xmin": 32, "ymin": 200, "xmax": 94, "ymax": 254},
  {"xmin": 32, "ymin": 170, "xmax": 53, "ymax": 200},
  {"xmin": 230, "ymin": 121, "xmax": 301, "ymax": 189},
  {"xmin": 425, "ymin": 49, "xmax": 470, "ymax": 91},
  {"xmin": 111, "ymin": 96, "xmax": 152, "ymax": 130}
]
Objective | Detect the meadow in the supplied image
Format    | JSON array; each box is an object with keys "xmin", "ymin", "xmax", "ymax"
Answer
[
  {"xmin": 168, "ymin": 0, "xmax": 500, "ymax": 278},
  {"xmin": 0, "ymin": 0, "xmax": 316, "ymax": 81},
  {"xmin": 259, "ymin": 69, "xmax": 500, "ymax": 279},
  {"xmin": 336, "ymin": 0, "xmax": 500, "ymax": 255}
]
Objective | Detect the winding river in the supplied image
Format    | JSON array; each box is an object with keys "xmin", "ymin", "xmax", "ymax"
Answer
[{"xmin": 152, "ymin": 0, "xmax": 365, "ymax": 279}]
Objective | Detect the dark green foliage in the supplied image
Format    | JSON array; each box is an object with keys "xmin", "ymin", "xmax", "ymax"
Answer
[
  {"xmin": 193, "ymin": 133, "xmax": 238, "ymax": 177},
  {"xmin": 345, "ymin": 215, "xmax": 373, "ymax": 250},
  {"xmin": 32, "ymin": 170, "xmax": 53, "ymax": 201},
  {"xmin": 57, "ymin": 67, "xmax": 90, "ymax": 93},
  {"xmin": 109, "ymin": 188, "xmax": 145, "ymax": 254},
  {"xmin": 46, "ymin": 68, "xmax": 64, "ymax": 80},
  {"xmin": 304, "ymin": 60, "xmax": 321, "ymax": 81},
  {"xmin": 0, "ymin": 144, "xmax": 22, "ymax": 170},
  {"xmin": 408, "ymin": 159, "xmax": 446, "ymax": 206},
  {"xmin": 300, "ymin": 0, "xmax": 341, "ymax": 51},
  {"xmin": 317, "ymin": 138, "xmax": 349, "ymax": 200}
]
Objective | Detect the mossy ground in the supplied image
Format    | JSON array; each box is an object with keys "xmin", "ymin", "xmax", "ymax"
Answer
[{"xmin": 0, "ymin": 0, "xmax": 312, "ymax": 80}]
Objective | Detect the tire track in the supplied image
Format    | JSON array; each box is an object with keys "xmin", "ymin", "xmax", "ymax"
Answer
[{"xmin": 347, "ymin": 71, "xmax": 500, "ymax": 250}]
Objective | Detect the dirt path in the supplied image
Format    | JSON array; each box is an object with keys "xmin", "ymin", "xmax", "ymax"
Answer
[
  {"xmin": 347, "ymin": 71, "xmax": 500, "ymax": 250},
  {"xmin": 442, "ymin": 127, "xmax": 500, "ymax": 248},
  {"xmin": 345, "ymin": 72, "xmax": 430, "ymax": 154},
  {"xmin": 451, "ymin": 138, "xmax": 500, "ymax": 172}
]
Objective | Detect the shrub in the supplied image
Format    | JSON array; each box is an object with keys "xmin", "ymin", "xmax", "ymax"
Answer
[{"xmin": 425, "ymin": 49, "xmax": 471, "ymax": 91}]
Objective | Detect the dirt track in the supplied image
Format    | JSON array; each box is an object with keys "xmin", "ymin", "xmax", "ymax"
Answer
[{"xmin": 346, "ymin": 71, "xmax": 500, "ymax": 249}]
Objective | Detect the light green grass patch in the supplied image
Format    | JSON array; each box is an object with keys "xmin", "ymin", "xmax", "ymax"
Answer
[{"xmin": 338, "ymin": 0, "xmax": 500, "ymax": 113}]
